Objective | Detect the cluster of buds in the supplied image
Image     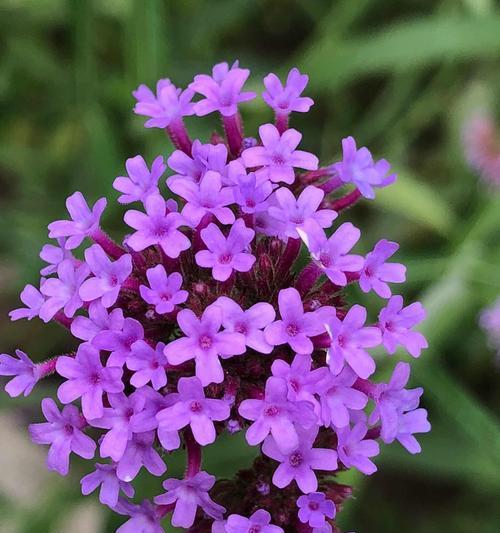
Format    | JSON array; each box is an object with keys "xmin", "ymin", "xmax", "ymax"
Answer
[{"xmin": 1, "ymin": 62, "xmax": 430, "ymax": 533}]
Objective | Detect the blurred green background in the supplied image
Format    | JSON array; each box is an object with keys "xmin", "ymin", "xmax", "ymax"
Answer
[{"xmin": 1, "ymin": 0, "xmax": 500, "ymax": 532}]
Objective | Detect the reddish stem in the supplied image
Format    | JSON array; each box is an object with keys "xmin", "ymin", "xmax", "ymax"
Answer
[
  {"xmin": 328, "ymin": 189, "xmax": 362, "ymax": 212},
  {"xmin": 54, "ymin": 312, "xmax": 72, "ymax": 329},
  {"xmin": 276, "ymin": 237, "xmax": 301, "ymax": 279},
  {"xmin": 222, "ymin": 113, "xmax": 243, "ymax": 157},
  {"xmin": 166, "ymin": 118, "xmax": 192, "ymax": 154},
  {"xmin": 90, "ymin": 228, "xmax": 126, "ymax": 259},
  {"xmin": 319, "ymin": 175, "xmax": 343, "ymax": 194},
  {"xmin": 184, "ymin": 429, "xmax": 202, "ymax": 478},
  {"xmin": 275, "ymin": 111, "xmax": 289, "ymax": 134},
  {"xmin": 36, "ymin": 357, "xmax": 59, "ymax": 379},
  {"xmin": 295, "ymin": 262, "xmax": 322, "ymax": 296}
]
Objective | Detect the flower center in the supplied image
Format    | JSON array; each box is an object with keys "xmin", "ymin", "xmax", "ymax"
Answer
[
  {"xmin": 286, "ymin": 323, "xmax": 299, "ymax": 337},
  {"xmin": 64, "ymin": 423, "xmax": 74, "ymax": 435},
  {"xmin": 249, "ymin": 527, "xmax": 262, "ymax": 533},
  {"xmin": 234, "ymin": 322, "xmax": 248, "ymax": 335},
  {"xmin": 89, "ymin": 372, "xmax": 101, "ymax": 385},
  {"xmin": 125, "ymin": 408, "xmax": 134, "ymax": 419},
  {"xmin": 264, "ymin": 405, "xmax": 280, "ymax": 417},
  {"xmin": 246, "ymin": 199, "xmax": 256, "ymax": 208},
  {"xmin": 199, "ymin": 335, "xmax": 213, "ymax": 350},
  {"xmin": 110, "ymin": 275, "xmax": 119, "ymax": 287},
  {"xmin": 272, "ymin": 154, "xmax": 285, "ymax": 166},
  {"xmin": 161, "ymin": 293, "xmax": 172, "ymax": 301},
  {"xmin": 309, "ymin": 501, "xmax": 320, "ymax": 510},
  {"xmin": 290, "ymin": 379, "xmax": 300, "ymax": 392},
  {"xmin": 218, "ymin": 254, "xmax": 232, "ymax": 264},
  {"xmin": 319, "ymin": 251, "xmax": 331, "ymax": 267},
  {"xmin": 190, "ymin": 401, "xmax": 203, "ymax": 413},
  {"xmin": 289, "ymin": 451, "xmax": 303, "ymax": 467},
  {"xmin": 337, "ymin": 334, "xmax": 347, "ymax": 347}
]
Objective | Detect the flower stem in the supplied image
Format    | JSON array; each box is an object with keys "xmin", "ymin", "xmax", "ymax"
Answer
[
  {"xmin": 36, "ymin": 357, "xmax": 59, "ymax": 379},
  {"xmin": 166, "ymin": 118, "xmax": 192, "ymax": 154},
  {"xmin": 295, "ymin": 263, "xmax": 322, "ymax": 296},
  {"xmin": 184, "ymin": 429, "xmax": 202, "ymax": 478},
  {"xmin": 275, "ymin": 111, "xmax": 289, "ymax": 134},
  {"xmin": 328, "ymin": 188, "xmax": 362, "ymax": 212},
  {"xmin": 91, "ymin": 228, "xmax": 126, "ymax": 259},
  {"xmin": 223, "ymin": 113, "xmax": 243, "ymax": 157}
]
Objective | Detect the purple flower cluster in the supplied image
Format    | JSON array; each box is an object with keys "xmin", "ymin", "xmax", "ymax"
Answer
[
  {"xmin": 2, "ymin": 63, "xmax": 430, "ymax": 533},
  {"xmin": 479, "ymin": 297, "xmax": 500, "ymax": 364}
]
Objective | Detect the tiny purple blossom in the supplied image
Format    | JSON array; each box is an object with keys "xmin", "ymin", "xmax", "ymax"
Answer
[
  {"xmin": 9, "ymin": 283, "xmax": 45, "ymax": 321},
  {"xmin": 359, "ymin": 240, "xmax": 406, "ymax": 298},
  {"xmin": 93, "ymin": 316, "xmax": 144, "ymax": 367},
  {"xmin": 81, "ymin": 463, "xmax": 134, "ymax": 508},
  {"xmin": 115, "ymin": 499, "xmax": 164, "ymax": 533},
  {"xmin": 90, "ymin": 390, "xmax": 149, "ymax": 461},
  {"xmin": 326, "ymin": 305, "xmax": 382, "ymax": 379},
  {"xmin": 154, "ymin": 471, "xmax": 225, "ymax": 528},
  {"xmin": 232, "ymin": 171, "xmax": 273, "ymax": 214},
  {"xmin": 190, "ymin": 61, "xmax": 256, "ymax": 117},
  {"xmin": 113, "ymin": 155, "xmax": 165, "ymax": 204},
  {"xmin": 116, "ymin": 430, "xmax": 167, "ymax": 482},
  {"xmin": 263, "ymin": 68, "xmax": 314, "ymax": 115},
  {"xmin": 0, "ymin": 349, "xmax": 39, "ymax": 397},
  {"xmin": 124, "ymin": 193, "xmax": 191, "ymax": 258},
  {"xmin": 319, "ymin": 367, "xmax": 368, "ymax": 428},
  {"xmin": 297, "ymin": 220, "xmax": 364, "ymax": 286},
  {"xmin": 335, "ymin": 422, "xmax": 380, "ymax": 475},
  {"xmin": 331, "ymin": 136, "xmax": 396, "ymax": 199},
  {"xmin": 167, "ymin": 140, "xmax": 228, "ymax": 186},
  {"xmin": 480, "ymin": 298, "xmax": 500, "ymax": 352},
  {"xmin": 71, "ymin": 302, "xmax": 125, "ymax": 343},
  {"xmin": 297, "ymin": 492, "xmax": 336, "ymax": 528},
  {"xmin": 56, "ymin": 343, "xmax": 124, "ymax": 420},
  {"xmin": 224, "ymin": 509, "xmax": 284, "ymax": 533},
  {"xmin": 271, "ymin": 354, "xmax": 330, "ymax": 406},
  {"xmin": 139, "ymin": 265, "xmax": 188, "ymax": 314},
  {"xmin": 164, "ymin": 305, "xmax": 246, "ymax": 385},
  {"xmin": 133, "ymin": 79, "xmax": 195, "ymax": 128},
  {"xmin": 238, "ymin": 376, "xmax": 317, "ymax": 453},
  {"xmin": 262, "ymin": 426, "xmax": 338, "ymax": 494},
  {"xmin": 40, "ymin": 238, "xmax": 75, "ymax": 276},
  {"xmin": 48, "ymin": 191, "xmax": 107, "ymax": 250},
  {"xmin": 392, "ymin": 408, "xmax": 431, "ymax": 454},
  {"xmin": 170, "ymin": 171, "xmax": 235, "ymax": 226},
  {"xmin": 29, "ymin": 398, "xmax": 95, "ymax": 476},
  {"xmin": 378, "ymin": 295, "xmax": 428, "ymax": 357},
  {"xmin": 241, "ymin": 124, "xmax": 318, "ymax": 184},
  {"xmin": 268, "ymin": 186, "xmax": 337, "ymax": 239},
  {"xmin": 156, "ymin": 376, "xmax": 230, "ymax": 446},
  {"xmin": 265, "ymin": 287, "xmax": 335, "ymax": 354},
  {"xmin": 215, "ymin": 296, "xmax": 276, "ymax": 354},
  {"xmin": 195, "ymin": 219, "xmax": 256, "ymax": 281},
  {"xmin": 127, "ymin": 340, "xmax": 168, "ymax": 390},
  {"xmin": 79, "ymin": 244, "xmax": 132, "ymax": 308},
  {"xmin": 39, "ymin": 260, "xmax": 90, "ymax": 321}
]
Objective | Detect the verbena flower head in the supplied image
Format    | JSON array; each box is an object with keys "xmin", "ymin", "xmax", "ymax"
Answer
[{"xmin": 4, "ymin": 63, "xmax": 429, "ymax": 532}]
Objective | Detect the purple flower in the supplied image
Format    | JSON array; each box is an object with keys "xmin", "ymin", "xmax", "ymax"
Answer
[
  {"xmin": 170, "ymin": 171, "xmax": 235, "ymax": 226},
  {"xmin": 92, "ymin": 316, "xmax": 144, "ymax": 367},
  {"xmin": 378, "ymin": 296, "xmax": 427, "ymax": 357},
  {"xmin": 263, "ymin": 68, "xmax": 314, "ymax": 115},
  {"xmin": 156, "ymin": 376, "xmax": 230, "ymax": 446},
  {"xmin": 154, "ymin": 471, "xmax": 225, "ymax": 528},
  {"xmin": 331, "ymin": 137, "xmax": 396, "ymax": 199},
  {"xmin": 115, "ymin": 499, "xmax": 164, "ymax": 533},
  {"xmin": 56, "ymin": 343, "xmax": 124, "ymax": 420},
  {"xmin": 90, "ymin": 391, "xmax": 149, "ymax": 461},
  {"xmin": 319, "ymin": 367, "xmax": 368, "ymax": 428},
  {"xmin": 297, "ymin": 220, "xmax": 364, "ymax": 286},
  {"xmin": 29, "ymin": 398, "xmax": 95, "ymax": 476},
  {"xmin": 126, "ymin": 340, "xmax": 168, "ymax": 390},
  {"xmin": 268, "ymin": 186, "xmax": 337, "ymax": 239},
  {"xmin": 124, "ymin": 193, "xmax": 191, "ymax": 258},
  {"xmin": 271, "ymin": 354, "xmax": 330, "ymax": 406},
  {"xmin": 214, "ymin": 296, "xmax": 276, "ymax": 354},
  {"xmin": 81, "ymin": 463, "xmax": 134, "ymax": 507},
  {"xmin": 262, "ymin": 426, "xmax": 338, "ymax": 493},
  {"xmin": 116, "ymin": 430, "xmax": 166, "ymax": 482},
  {"xmin": 223, "ymin": 509, "xmax": 284, "ymax": 533},
  {"xmin": 9, "ymin": 283, "xmax": 45, "ymax": 321},
  {"xmin": 167, "ymin": 140, "xmax": 228, "ymax": 185},
  {"xmin": 139, "ymin": 265, "xmax": 188, "ymax": 314},
  {"xmin": 335, "ymin": 422, "xmax": 379, "ymax": 475},
  {"xmin": 0, "ymin": 349, "xmax": 39, "ymax": 397},
  {"xmin": 133, "ymin": 79, "xmax": 195, "ymax": 128},
  {"xmin": 359, "ymin": 240, "xmax": 406, "ymax": 298},
  {"xmin": 241, "ymin": 124, "xmax": 318, "ymax": 184},
  {"xmin": 71, "ymin": 301, "xmax": 125, "ymax": 343},
  {"xmin": 232, "ymin": 171, "xmax": 273, "ymax": 214},
  {"xmin": 325, "ymin": 305, "xmax": 382, "ymax": 379},
  {"xmin": 190, "ymin": 61, "xmax": 256, "ymax": 117},
  {"xmin": 164, "ymin": 305, "xmax": 246, "ymax": 386},
  {"xmin": 392, "ymin": 407, "xmax": 431, "ymax": 454},
  {"xmin": 39, "ymin": 260, "xmax": 90, "ymax": 321},
  {"xmin": 264, "ymin": 287, "xmax": 334, "ymax": 354},
  {"xmin": 40, "ymin": 238, "xmax": 75, "ymax": 276},
  {"xmin": 113, "ymin": 155, "xmax": 165, "ymax": 204},
  {"xmin": 48, "ymin": 191, "xmax": 107, "ymax": 250},
  {"xmin": 238, "ymin": 376, "xmax": 316, "ymax": 453},
  {"xmin": 195, "ymin": 219, "xmax": 256, "ymax": 281},
  {"xmin": 297, "ymin": 492, "xmax": 336, "ymax": 528}
]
